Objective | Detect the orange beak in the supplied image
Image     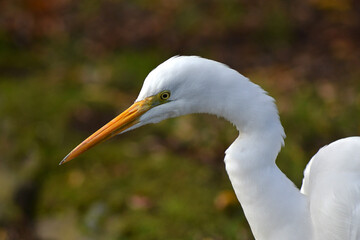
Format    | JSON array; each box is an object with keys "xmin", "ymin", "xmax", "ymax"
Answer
[{"xmin": 60, "ymin": 97, "xmax": 154, "ymax": 165}]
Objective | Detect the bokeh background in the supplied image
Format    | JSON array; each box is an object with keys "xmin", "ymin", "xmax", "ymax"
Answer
[{"xmin": 1, "ymin": 0, "xmax": 360, "ymax": 239}]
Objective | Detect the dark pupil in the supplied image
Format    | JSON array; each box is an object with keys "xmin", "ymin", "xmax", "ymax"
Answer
[{"xmin": 162, "ymin": 93, "xmax": 168, "ymax": 99}]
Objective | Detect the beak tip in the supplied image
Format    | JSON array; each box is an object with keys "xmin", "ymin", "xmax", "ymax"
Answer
[{"xmin": 59, "ymin": 153, "xmax": 71, "ymax": 165}]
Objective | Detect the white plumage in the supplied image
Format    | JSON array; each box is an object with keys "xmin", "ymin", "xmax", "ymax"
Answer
[
  {"xmin": 62, "ymin": 56, "xmax": 360, "ymax": 240},
  {"xmin": 301, "ymin": 137, "xmax": 360, "ymax": 240}
]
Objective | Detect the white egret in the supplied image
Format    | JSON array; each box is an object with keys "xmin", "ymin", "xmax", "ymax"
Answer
[{"xmin": 61, "ymin": 56, "xmax": 360, "ymax": 240}]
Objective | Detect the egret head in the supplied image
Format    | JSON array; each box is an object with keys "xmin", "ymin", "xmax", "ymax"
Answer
[{"xmin": 60, "ymin": 56, "xmax": 266, "ymax": 164}]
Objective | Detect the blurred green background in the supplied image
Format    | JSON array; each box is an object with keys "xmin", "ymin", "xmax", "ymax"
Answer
[{"xmin": 0, "ymin": 0, "xmax": 360, "ymax": 239}]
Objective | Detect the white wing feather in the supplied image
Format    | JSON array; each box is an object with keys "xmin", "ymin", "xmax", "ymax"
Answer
[{"xmin": 301, "ymin": 137, "xmax": 360, "ymax": 240}]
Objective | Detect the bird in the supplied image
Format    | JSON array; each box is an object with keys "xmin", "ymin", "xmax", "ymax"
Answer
[{"xmin": 60, "ymin": 56, "xmax": 360, "ymax": 240}]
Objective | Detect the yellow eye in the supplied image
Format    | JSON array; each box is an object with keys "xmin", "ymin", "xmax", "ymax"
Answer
[{"xmin": 160, "ymin": 91, "xmax": 171, "ymax": 100}]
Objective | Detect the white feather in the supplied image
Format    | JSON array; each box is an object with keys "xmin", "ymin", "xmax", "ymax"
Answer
[{"xmin": 132, "ymin": 56, "xmax": 360, "ymax": 240}]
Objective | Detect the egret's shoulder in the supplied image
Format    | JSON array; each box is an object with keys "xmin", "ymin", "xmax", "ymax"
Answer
[
  {"xmin": 301, "ymin": 137, "xmax": 360, "ymax": 239},
  {"xmin": 313, "ymin": 137, "xmax": 360, "ymax": 171}
]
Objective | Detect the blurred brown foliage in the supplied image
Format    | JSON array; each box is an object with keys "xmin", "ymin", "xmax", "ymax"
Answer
[{"xmin": 1, "ymin": 0, "xmax": 359, "ymax": 69}]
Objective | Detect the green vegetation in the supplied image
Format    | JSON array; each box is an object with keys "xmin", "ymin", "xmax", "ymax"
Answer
[{"xmin": 0, "ymin": 1, "xmax": 359, "ymax": 239}]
